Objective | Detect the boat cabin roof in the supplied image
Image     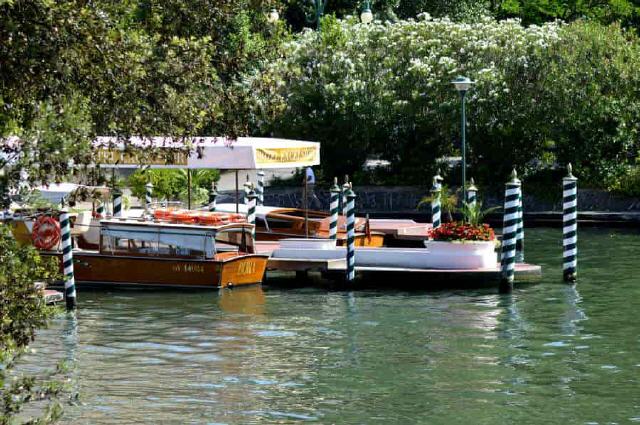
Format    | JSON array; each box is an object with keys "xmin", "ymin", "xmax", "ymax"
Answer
[{"xmin": 100, "ymin": 218, "xmax": 253, "ymax": 234}]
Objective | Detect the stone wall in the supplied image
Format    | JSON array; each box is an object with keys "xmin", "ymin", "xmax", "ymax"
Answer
[{"xmin": 216, "ymin": 186, "xmax": 640, "ymax": 213}]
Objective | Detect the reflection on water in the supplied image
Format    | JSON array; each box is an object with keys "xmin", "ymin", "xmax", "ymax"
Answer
[{"xmin": 13, "ymin": 228, "xmax": 640, "ymax": 424}]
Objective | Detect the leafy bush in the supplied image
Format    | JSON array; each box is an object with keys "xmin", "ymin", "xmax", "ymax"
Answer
[
  {"xmin": 0, "ymin": 225, "xmax": 62, "ymax": 423},
  {"xmin": 128, "ymin": 169, "xmax": 220, "ymax": 206},
  {"xmin": 247, "ymin": 17, "xmax": 640, "ymax": 188}
]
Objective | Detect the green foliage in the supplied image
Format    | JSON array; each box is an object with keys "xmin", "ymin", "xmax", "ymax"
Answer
[
  {"xmin": 128, "ymin": 169, "xmax": 220, "ymax": 206},
  {"xmin": 495, "ymin": 0, "xmax": 639, "ymax": 26},
  {"xmin": 248, "ymin": 18, "xmax": 640, "ymax": 187},
  {"xmin": 459, "ymin": 201, "xmax": 500, "ymax": 226},
  {"xmin": 418, "ymin": 184, "xmax": 458, "ymax": 222},
  {"xmin": 0, "ymin": 225, "xmax": 61, "ymax": 423},
  {"xmin": 609, "ymin": 165, "xmax": 640, "ymax": 197},
  {"xmin": 0, "ymin": 0, "xmax": 285, "ymax": 194}
]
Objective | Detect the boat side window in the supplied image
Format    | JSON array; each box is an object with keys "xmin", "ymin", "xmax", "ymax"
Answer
[
  {"xmin": 101, "ymin": 234, "xmax": 208, "ymax": 258},
  {"xmin": 215, "ymin": 228, "xmax": 254, "ymax": 254},
  {"xmin": 256, "ymin": 217, "xmax": 269, "ymax": 231},
  {"xmin": 265, "ymin": 217, "xmax": 295, "ymax": 229}
]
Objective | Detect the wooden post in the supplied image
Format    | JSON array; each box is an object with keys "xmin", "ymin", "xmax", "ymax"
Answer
[
  {"xmin": 256, "ymin": 170, "xmax": 265, "ymax": 206},
  {"xmin": 60, "ymin": 208, "xmax": 77, "ymax": 311},
  {"xmin": 499, "ymin": 169, "xmax": 521, "ymax": 293},
  {"xmin": 563, "ymin": 164, "xmax": 578, "ymax": 282},
  {"xmin": 329, "ymin": 177, "xmax": 340, "ymax": 240},
  {"xmin": 187, "ymin": 169, "xmax": 192, "ymax": 210},
  {"xmin": 430, "ymin": 170, "xmax": 443, "ymax": 228},
  {"xmin": 346, "ymin": 184, "xmax": 357, "ymax": 282}
]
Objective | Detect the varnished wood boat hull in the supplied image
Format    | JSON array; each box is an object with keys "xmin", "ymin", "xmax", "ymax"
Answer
[{"xmin": 45, "ymin": 252, "xmax": 269, "ymax": 289}]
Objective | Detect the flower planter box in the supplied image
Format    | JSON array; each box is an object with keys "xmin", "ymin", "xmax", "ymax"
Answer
[{"xmin": 424, "ymin": 240, "xmax": 498, "ymax": 269}]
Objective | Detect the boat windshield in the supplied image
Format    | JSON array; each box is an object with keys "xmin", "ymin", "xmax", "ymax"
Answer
[
  {"xmin": 99, "ymin": 222, "xmax": 255, "ymax": 259},
  {"xmin": 215, "ymin": 227, "xmax": 255, "ymax": 254}
]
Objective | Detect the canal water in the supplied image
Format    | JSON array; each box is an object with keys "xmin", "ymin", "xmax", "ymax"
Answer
[{"xmin": 14, "ymin": 228, "xmax": 640, "ymax": 424}]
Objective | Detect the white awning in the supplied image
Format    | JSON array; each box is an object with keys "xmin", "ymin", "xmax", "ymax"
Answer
[{"xmin": 94, "ymin": 136, "xmax": 320, "ymax": 170}]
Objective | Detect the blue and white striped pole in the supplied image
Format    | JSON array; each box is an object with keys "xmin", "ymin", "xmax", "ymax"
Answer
[
  {"xmin": 145, "ymin": 182, "xmax": 153, "ymax": 211},
  {"xmin": 112, "ymin": 189, "xmax": 123, "ymax": 218},
  {"xmin": 516, "ymin": 181, "xmax": 525, "ymax": 263},
  {"xmin": 346, "ymin": 185, "xmax": 357, "ymax": 282},
  {"xmin": 59, "ymin": 208, "xmax": 77, "ymax": 311},
  {"xmin": 341, "ymin": 175, "xmax": 350, "ymax": 217},
  {"xmin": 431, "ymin": 171, "xmax": 443, "ymax": 229},
  {"xmin": 243, "ymin": 176, "xmax": 252, "ymax": 206},
  {"xmin": 208, "ymin": 183, "xmax": 218, "ymax": 212},
  {"xmin": 500, "ymin": 169, "xmax": 521, "ymax": 293},
  {"xmin": 563, "ymin": 164, "xmax": 578, "ymax": 283},
  {"xmin": 329, "ymin": 177, "xmax": 341, "ymax": 240},
  {"xmin": 247, "ymin": 185, "xmax": 257, "ymax": 239},
  {"xmin": 467, "ymin": 177, "xmax": 478, "ymax": 208},
  {"xmin": 256, "ymin": 170, "xmax": 265, "ymax": 206}
]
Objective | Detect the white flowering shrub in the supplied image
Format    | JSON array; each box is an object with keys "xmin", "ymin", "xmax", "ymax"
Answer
[{"xmin": 247, "ymin": 17, "xmax": 640, "ymax": 184}]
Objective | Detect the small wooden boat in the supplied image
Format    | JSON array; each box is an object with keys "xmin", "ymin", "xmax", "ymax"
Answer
[
  {"xmin": 214, "ymin": 204, "xmax": 386, "ymax": 247},
  {"xmin": 44, "ymin": 218, "xmax": 269, "ymax": 289}
]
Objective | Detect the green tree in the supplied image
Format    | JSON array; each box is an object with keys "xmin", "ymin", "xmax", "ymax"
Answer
[
  {"xmin": 128, "ymin": 169, "xmax": 220, "ymax": 206},
  {"xmin": 0, "ymin": 0, "xmax": 284, "ymax": 198},
  {"xmin": 1, "ymin": 225, "xmax": 61, "ymax": 423}
]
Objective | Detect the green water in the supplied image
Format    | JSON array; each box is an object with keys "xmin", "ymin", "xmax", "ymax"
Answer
[{"xmin": 14, "ymin": 228, "xmax": 640, "ymax": 424}]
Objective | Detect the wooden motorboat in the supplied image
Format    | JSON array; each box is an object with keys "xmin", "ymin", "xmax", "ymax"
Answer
[
  {"xmin": 44, "ymin": 218, "xmax": 268, "ymax": 289},
  {"xmin": 214, "ymin": 204, "xmax": 386, "ymax": 247}
]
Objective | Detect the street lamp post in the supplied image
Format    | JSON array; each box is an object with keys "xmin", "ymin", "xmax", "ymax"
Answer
[
  {"xmin": 452, "ymin": 76, "xmax": 474, "ymax": 203},
  {"xmin": 360, "ymin": 1, "xmax": 373, "ymax": 24},
  {"xmin": 306, "ymin": 0, "xmax": 328, "ymax": 30}
]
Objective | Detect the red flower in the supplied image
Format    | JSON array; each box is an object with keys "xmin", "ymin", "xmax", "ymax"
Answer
[{"xmin": 428, "ymin": 222, "xmax": 495, "ymax": 242}]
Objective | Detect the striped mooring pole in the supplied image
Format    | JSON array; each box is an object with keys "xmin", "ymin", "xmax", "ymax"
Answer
[
  {"xmin": 112, "ymin": 188, "xmax": 123, "ymax": 218},
  {"xmin": 329, "ymin": 177, "xmax": 341, "ymax": 240},
  {"xmin": 145, "ymin": 182, "xmax": 153, "ymax": 211},
  {"xmin": 243, "ymin": 176, "xmax": 252, "ymax": 206},
  {"xmin": 256, "ymin": 170, "xmax": 265, "ymax": 206},
  {"xmin": 430, "ymin": 171, "xmax": 443, "ymax": 229},
  {"xmin": 345, "ymin": 184, "xmax": 357, "ymax": 282},
  {"xmin": 563, "ymin": 164, "xmax": 578, "ymax": 282},
  {"xmin": 96, "ymin": 200, "xmax": 105, "ymax": 218},
  {"xmin": 247, "ymin": 185, "xmax": 257, "ymax": 238},
  {"xmin": 467, "ymin": 177, "xmax": 478, "ymax": 207},
  {"xmin": 341, "ymin": 175, "xmax": 350, "ymax": 217},
  {"xmin": 60, "ymin": 207, "xmax": 77, "ymax": 311},
  {"xmin": 516, "ymin": 180, "xmax": 525, "ymax": 263},
  {"xmin": 499, "ymin": 169, "xmax": 521, "ymax": 293},
  {"xmin": 208, "ymin": 183, "xmax": 218, "ymax": 212}
]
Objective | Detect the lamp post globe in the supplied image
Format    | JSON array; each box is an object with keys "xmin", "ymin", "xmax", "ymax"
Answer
[
  {"xmin": 267, "ymin": 8, "xmax": 279, "ymax": 23},
  {"xmin": 360, "ymin": 7, "xmax": 373, "ymax": 23},
  {"xmin": 451, "ymin": 76, "xmax": 474, "ymax": 203}
]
